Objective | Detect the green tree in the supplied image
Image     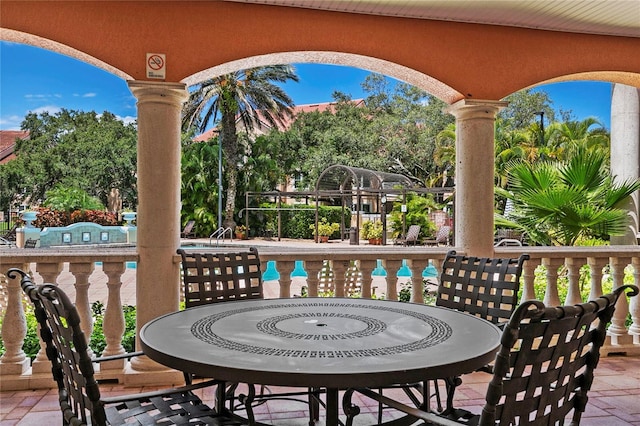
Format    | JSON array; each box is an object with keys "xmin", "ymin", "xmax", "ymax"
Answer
[
  {"xmin": 546, "ymin": 117, "xmax": 610, "ymax": 161},
  {"xmin": 180, "ymin": 138, "xmax": 222, "ymax": 237},
  {"xmin": 498, "ymin": 89, "xmax": 556, "ymax": 132},
  {"xmin": 496, "ymin": 146, "xmax": 640, "ymax": 246},
  {"xmin": 0, "ymin": 109, "xmax": 137, "ymax": 211},
  {"xmin": 272, "ymin": 74, "xmax": 454, "ymax": 189},
  {"xmin": 43, "ymin": 186, "xmax": 104, "ymax": 211},
  {"xmin": 182, "ymin": 65, "xmax": 299, "ymax": 227}
]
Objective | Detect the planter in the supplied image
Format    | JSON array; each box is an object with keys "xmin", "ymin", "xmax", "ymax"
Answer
[
  {"xmin": 122, "ymin": 212, "xmax": 137, "ymax": 226},
  {"xmin": 368, "ymin": 238, "xmax": 383, "ymax": 245},
  {"xmin": 235, "ymin": 232, "xmax": 246, "ymax": 240},
  {"xmin": 319, "ymin": 236, "xmax": 330, "ymax": 243},
  {"xmin": 21, "ymin": 211, "xmax": 37, "ymax": 228}
]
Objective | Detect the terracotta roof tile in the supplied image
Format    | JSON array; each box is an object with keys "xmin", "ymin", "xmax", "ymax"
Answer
[
  {"xmin": 0, "ymin": 130, "xmax": 29, "ymax": 163},
  {"xmin": 194, "ymin": 99, "xmax": 364, "ymax": 142}
]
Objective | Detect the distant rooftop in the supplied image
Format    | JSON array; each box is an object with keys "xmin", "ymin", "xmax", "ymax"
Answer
[
  {"xmin": 0, "ymin": 130, "xmax": 29, "ymax": 164},
  {"xmin": 193, "ymin": 99, "xmax": 364, "ymax": 142}
]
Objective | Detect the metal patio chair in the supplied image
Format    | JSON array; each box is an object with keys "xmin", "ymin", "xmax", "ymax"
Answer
[
  {"xmin": 345, "ymin": 284, "xmax": 639, "ymax": 426},
  {"xmin": 178, "ymin": 247, "xmax": 319, "ymax": 423},
  {"xmin": 375, "ymin": 250, "xmax": 530, "ymax": 420},
  {"xmin": 8, "ymin": 268, "xmax": 240, "ymax": 426}
]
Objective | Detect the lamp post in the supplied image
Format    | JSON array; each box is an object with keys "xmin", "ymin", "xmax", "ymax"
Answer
[{"xmin": 381, "ymin": 195, "xmax": 387, "ymax": 245}]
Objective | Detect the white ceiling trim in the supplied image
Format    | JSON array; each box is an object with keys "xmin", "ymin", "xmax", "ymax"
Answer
[{"xmin": 225, "ymin": 0, "xmax": 640, "ymax": 38}]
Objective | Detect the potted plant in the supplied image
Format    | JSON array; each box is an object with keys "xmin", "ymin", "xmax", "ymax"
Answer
[
  {"xmin": 235, "ymin": 224, "xmax": 248, "ymax": 240},
  {"xmin": 310, "ymin": 218, "xmax": 340, "ymax": 243},
  {"xmin": 360, "ymin": 220, "xmax": 384, "ymax": 245}
]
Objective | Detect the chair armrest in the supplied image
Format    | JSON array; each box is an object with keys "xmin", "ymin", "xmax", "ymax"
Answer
[
  {"xmin": 92, "ymin": 351, "xmax": 144, "ymax": 363},
  {"xmin": 100, "ymin": 378, "xmax": 222, "ymax": 405}
]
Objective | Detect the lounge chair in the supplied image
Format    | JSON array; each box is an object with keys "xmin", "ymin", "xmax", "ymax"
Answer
[
  {"xmin": 424, "ymin": 225, "xmax": 451, "ymax": 246},
  {"xmin": 395, "ymin": 224, "xmax": 421, "ymax": 246},
  {"xmin": 180, "ymin": 220, "xmax": 196, "ymax": 238}
]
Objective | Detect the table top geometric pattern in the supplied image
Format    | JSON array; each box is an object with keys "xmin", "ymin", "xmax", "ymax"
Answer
[{"xmin": 141, "ymin": 298, "xmax": 501, "ymax": 388}]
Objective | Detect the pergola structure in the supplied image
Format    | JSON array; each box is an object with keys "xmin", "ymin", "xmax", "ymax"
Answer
[
  {"xmin": 2, "ymin": 0, "xmax": 638, "ymax": 376},
  {"xmin": 315, "ymin": 165, "xmax": 449, "ymax": 244}
]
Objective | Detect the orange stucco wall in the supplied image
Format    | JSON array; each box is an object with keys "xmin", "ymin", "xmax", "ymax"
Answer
[{"xmin": 1, "ymin": 1, "xmax": 639, "ymax": 101}]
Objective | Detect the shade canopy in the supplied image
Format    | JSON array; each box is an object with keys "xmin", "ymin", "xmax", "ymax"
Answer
[{"xmin": 315, "ymin": 165, "xmax": 415, "ymax": 192}]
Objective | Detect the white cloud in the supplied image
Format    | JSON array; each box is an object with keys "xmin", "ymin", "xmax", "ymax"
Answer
[
  {"xmin": 73, "ymin": 92, "xmax": 97, "ymax": 98},
  {"xmin": 30, "ymin": 105, "xmax": 62, "ymax": 115},
  {"xmin": 0, "ymin": 115, "xmax": 24, "ymax": 130},
  {"xmin": 118, "ymin": 115, "xmax": 137, "ymax": 126},
  {"xmin": 24, "ymin": 93, "xmax": 62, "ymax": 100}
]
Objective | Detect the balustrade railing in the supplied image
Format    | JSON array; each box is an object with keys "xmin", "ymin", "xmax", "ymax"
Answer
[{"xmin": 1, "ymin": 245, "xmax": 639, "ymax": 391}]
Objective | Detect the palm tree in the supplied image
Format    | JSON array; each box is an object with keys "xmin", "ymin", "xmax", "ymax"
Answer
[
  {"xmin": 182, "ymin": 65, "xmax": 299, "ymax": 227},
  {"xmin": 433, "ymin": 123, "xmax": 456, "ymax": 186},
  {"xmin": 547, "ymin": 117, "xmax": 610, "ymax": 161},
  {"xmin": 496, "ymin": 145, "xmax": 640, "ymax": 246}
]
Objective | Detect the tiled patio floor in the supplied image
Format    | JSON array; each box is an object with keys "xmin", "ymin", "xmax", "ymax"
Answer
[{"xmin": 2, "ymin": 355, "xmax": 639, "ymax": 425}]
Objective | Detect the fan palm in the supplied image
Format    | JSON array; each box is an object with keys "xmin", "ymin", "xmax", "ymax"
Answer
[
  {"xmin": 182, "ymin": 65, "xmax": 299, "ymax": 227},
  {"xmin": 497, "ymin": 145, "xmax": 640, "ymax": 246}
]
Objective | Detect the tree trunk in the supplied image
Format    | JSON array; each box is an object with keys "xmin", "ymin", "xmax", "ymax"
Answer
[{"xmin": 221, "ymin": 109, "xmax": 239, "ymax": 229}]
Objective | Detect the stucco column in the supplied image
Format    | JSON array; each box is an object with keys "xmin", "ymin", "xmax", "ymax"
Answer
[
  {"xmin": 447, "ymin": 99, "xmax": 507, "ymax": 257},
  {"xmin": 127, "ymin": 81, "xmax": 187, "ymax": 371},
  {"xmin": 610, "ymin": 84, "xmax": 640, "ymax": 245}
]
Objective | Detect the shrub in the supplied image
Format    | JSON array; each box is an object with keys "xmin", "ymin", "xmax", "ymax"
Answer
[
  {"xmin": 24, "ymin": 206, "xmax": 118, "ymax": 228},
  {"xmin": 257, "ymin": 203, "xmax": 349, "ymax": 239}
]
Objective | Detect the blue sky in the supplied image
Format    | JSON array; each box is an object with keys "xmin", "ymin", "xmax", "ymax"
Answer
[{"xmin": 1, "ymin": 41, "xmax": 612, "ymax": 131}]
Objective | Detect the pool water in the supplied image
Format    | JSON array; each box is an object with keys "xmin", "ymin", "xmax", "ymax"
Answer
[{"xmin": 99, "ymin": 258, "xmax": 439, "ymax": 278}]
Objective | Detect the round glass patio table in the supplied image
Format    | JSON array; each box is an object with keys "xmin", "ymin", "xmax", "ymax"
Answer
[{"xmin": 140, "ymin": 297, "xmax": 501, "ymax": 424}]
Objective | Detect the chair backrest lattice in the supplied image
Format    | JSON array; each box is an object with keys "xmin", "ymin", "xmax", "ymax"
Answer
[
  {"xmin": 436, "ymin": 249, "xmax": 529, "ymax": 325},
  {"xmin": 434, "ymin": 225, "xmax": 451, "ymax": 245},
  {"xmin": 178, "ymin": 247, "xmax": 264, "ymax": 308},
  {"xmin": 8, "ymin": 268, "xmax": 107, "ymax": 425},
  {"xmin": 481, "ymin": 285, "xmax": 638, "ymax": 425},
  {"xmin": 405, "ymin": 225, "xmax": 421, "ymax": 244}
]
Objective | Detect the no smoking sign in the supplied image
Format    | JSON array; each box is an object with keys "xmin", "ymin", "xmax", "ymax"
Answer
[{"xmin": 146, "ymin": 53, "xmax": 166, "ymax": 79}]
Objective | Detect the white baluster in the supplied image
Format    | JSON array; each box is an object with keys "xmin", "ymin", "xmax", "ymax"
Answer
[
  {"xmin": 542, "ymin": 258, "xmax": 563, "ymax": 307},
  {"xmin": 587, "ymin": 257, "xmax": 607, "ymax": 301},
  {"xmin": 332, "ymin": 260, "xmax": 349, "ymax": 298},
  {"xmin": 382, "ymin": 259, "xmax": 402, "ymax": 301},
  {"xmin": 520, "ymin": 259, "xmax": 539, "ymax": 302},
  {"xmin": 32, "ymin": 262, "xmax": 62, "ymax": 374},
  {"xmin": 304, "ymin": 260, "xmax": 324, "ymax": 297},
  {"xmin": 607, "ymin": 257, "xmax": 631, "ymax": 343},
  {"xmin": 69, "ymin": 262, "xmax": 96, "ymax": 358},
  {"xmin": 565, "ymin": 257, "xmax": 585, "ymax": 305},
  {"xmin": 277, "ymin": 260, "xmax": 295, "ymax": 298},
  {"xmin": 358, "ymin": 259, "xmax": 377, "ymax": 299},
  {"xmin": 101, "ymin": 261, "xmax": 126, "ymax": 371},
  {"xmin": 408, "ymin": 258, "xmax": 430, "ymax": 304},
  {"xmin": 0, "ymin": 267, "xmax": 30, "ymax": 376}
]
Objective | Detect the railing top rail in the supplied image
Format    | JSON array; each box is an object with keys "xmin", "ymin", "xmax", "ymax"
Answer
[{"xmin": 1, "ymin": 244, "xmax": 639, "ymax": 266}]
